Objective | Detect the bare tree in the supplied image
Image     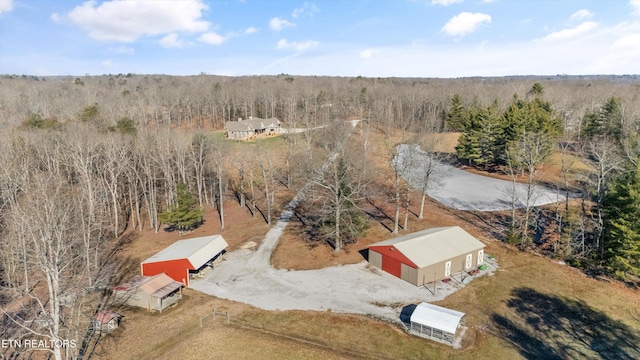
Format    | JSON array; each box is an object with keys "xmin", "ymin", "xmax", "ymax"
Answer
[
  {"xmin": 415, "ymin": 133, "xmax": 446, "ymax": 219},
  {"xmin": 3, "ymin": 174, "xmax": 85, "ymax": 360},
  {"xmin": 312, "ymin": 154, "xmax": 368, "ymax": 251},
  {"xmin": 210, "ymin": 140, "xmax": 227, "ymax": 229},
  {"xmin": 582, "ymin": 138, "xmax": 623, "ymax": 255},
  {"xmin": 505, "ymin": 132, "xmax": 552, "ymax": 245},
  {"xmin": 256, "ymin": 146, "xmax": 276, "ymax": 225},
  {"xmin": 100, "ymin": 135, "xmax": 132, "ymax": 238}
]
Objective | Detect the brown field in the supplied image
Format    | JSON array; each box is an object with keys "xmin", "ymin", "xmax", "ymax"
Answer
[{"xmin": 96, "ymin": 126, "xmax": 639, "ymax": 360}]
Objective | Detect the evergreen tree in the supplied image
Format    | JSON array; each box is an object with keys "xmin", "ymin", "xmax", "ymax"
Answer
[
  {"xmin": 109, "ymin": 117, "xmax": 137, "ymax": 135},
  {"xmin": 159, "ymin": 182, "xmax": 204, "ymax": 233},
  {"xmin": 582, "ymin": 97, "xmax": 624, "ymax": 141},
  {"xmin": 497, "ymin": 96, "xmax": 562, "ymax": 163},
  {"xmin": 445, "ymin": 94, "xmax": 469, "ymax": 131},
  {"xmin": 602, "ymin": 162, "xmax": 640, "ymax": 280},
  {"xmin": 527, "ymin": 82, "xmax": 544, "ymax": 98},
  {"xmin": 78, "ymin": 103, "xmax": 100, "ymax": 123},
  {"xmin": 455, "ymin": 102, "xmax": 502, "ymax": 167}
]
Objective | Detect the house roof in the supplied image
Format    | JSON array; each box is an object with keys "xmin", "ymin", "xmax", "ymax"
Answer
[
  {"xmin": 368, "ymin": 226, "xmax": 485, "ymax": 268},
  {"xmin": 224, "ymin": 117, "xmax": 280, "ymax": 132},
  {"xmin": 410, "ymin": 302, "xmax": 465, "ymax": 334},
  {"xmin": 141, "ymin": 235, "xmax": 228, "ymax": 269}
]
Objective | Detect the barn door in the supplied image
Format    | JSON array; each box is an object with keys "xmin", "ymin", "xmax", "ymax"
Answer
[
  {"xmin": 477, "ymin": 250, "xmax": 484, "ymax": 265},
  {"xmin": 445, "ymin": 261, "xmax": 451, "ymax": 276},
  {"xmin": 465, "ymin": 254, "xmax": 472, "ymax": 269}
]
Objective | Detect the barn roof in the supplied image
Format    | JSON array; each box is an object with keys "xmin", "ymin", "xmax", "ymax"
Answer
[
  {"xmin": 114, "ymin": 273, "xmax": 182, "ymax": 298},
  {"xmin": 138, "ymin": 273, "xmax": 183, "ymax": 298},
  {"xmin": 410, "ymin": 302, "xmax": 465, "ymax": 334},
  {"xmin": 141, "ymin": 235, "xmax": 228, "ymax": 270},
  {"xmin": 368, "ymin": 226, "xmax": 485, "ymax": 268}
]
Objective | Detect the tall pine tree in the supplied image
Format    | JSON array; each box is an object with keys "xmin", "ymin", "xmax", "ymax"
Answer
[
  {"xmin": 602, "ymin": 161, "xmax": 640, "ymax": 280},
  {"xmin": 159, "ymin": 182, "xmax": 204, "ymax": 234}
]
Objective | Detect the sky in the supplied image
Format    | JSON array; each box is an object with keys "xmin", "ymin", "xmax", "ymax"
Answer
[{"xmin": 0, "ymin": 0, "xmax": 639, "ymax": 78}]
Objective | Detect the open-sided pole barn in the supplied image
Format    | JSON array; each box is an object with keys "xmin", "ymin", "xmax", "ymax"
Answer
[{"xmin": 141, "ymin": 235, "xmax": 228, "ymax": 287}]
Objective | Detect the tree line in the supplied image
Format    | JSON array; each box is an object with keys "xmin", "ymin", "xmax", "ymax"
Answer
[{"xmin": 444, "ymin": 84, "xmax": 640, "ymax": 281}]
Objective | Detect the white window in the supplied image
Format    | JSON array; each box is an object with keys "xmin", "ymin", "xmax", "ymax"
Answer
[
  {"xmin": 465, "ymin": 254, "xmax": 472, "ymax": 269},
  {"xmin": 445, "ymin": 261, "xmax": 451, "ymax": 276},
  {"xmin": 478, "ymin": 250, "xmax": 484, "ymax": 265}
]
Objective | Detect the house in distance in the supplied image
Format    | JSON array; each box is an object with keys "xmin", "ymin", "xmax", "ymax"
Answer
[
  {"xmin": 141, "ymin": 234, "xmax": 228, "ymax": 287},
  {"xmin": 367, "ymin": 226, "xmax": 486, "ymax": 286},
  {"xmin": 224, "ymin": 116, "xmax": 281, "ymax": 140}
]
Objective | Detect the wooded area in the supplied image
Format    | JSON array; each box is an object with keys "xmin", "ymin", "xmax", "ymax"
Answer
[{"xmin": 0, "ymin": 74, "xmax": 639, "ymax": 359}]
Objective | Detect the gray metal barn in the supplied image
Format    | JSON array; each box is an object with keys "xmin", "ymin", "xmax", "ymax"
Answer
[{"xmin": 367, "ymin": 226, "xmax": 486, "ymax": 286}]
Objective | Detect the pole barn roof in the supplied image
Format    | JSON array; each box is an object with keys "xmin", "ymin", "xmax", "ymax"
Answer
[
  {"xmin": 410, "ymin": 302, "xmax": 465, "ymax": 335},
  {"xmin": 368, "ymin": 226, "xmax": 484, "ymax": 268},
  {"xmin": 142, "ymin": 235, "xmax": 228, "ymax": 270}
]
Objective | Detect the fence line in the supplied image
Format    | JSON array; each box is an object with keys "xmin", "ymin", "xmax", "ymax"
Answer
[
  {"xmin": 199, "ymin": 308, "xmax": 229, "ymax": 328},
  {"xmin": 194, "ymin": 308, "xmax": 395, "ymax": 360}
]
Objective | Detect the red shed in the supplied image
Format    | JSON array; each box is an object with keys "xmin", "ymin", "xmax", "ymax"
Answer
[{"xmin": 141, "ymin": 235, "xmax": 228, "ymax": 287}]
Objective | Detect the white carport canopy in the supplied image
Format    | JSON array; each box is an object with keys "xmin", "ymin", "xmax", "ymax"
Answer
[{"xmin": 410, "ymin": 302, "xmax": 465, "ymax": 335}]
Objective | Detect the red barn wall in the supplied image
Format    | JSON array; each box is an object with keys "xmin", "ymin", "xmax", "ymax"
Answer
[
  {"xmin": 369, "ymin": 246, "xmax": 417, "ymax": 279},
  {"xmin": 142, "ymin": 259, "xmax": 193, "ymax": 286}
]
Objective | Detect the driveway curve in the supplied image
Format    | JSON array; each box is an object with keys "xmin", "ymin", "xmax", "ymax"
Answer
[{"xmin": 396, "ymin": 144, "xmax": 565, "ymax": 211}]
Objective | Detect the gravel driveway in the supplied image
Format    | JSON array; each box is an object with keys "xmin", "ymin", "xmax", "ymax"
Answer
[{"xmin": 395, "ymin": 144, "xmax": 564, "ymax": 211}]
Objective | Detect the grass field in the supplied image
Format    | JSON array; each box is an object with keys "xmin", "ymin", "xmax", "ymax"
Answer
[{"xmin": 94, "ymin": 126, "xmax": 639, "ymax": 360}]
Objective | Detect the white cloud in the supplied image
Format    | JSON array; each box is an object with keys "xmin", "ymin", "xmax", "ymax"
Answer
[
  {"xmin": 50, "ymin": 12, "xmax": 62, "ymax": 23},
  {"xmin": 360, "ymin": 48, "xmax": 381, "ymax": 59},
  {"xmin": 632, "ymin": 0, "xmax": 640, "ymax": 16},
  {"xmin": 244, "ymin": 26, "xmax": 258, "ymax": 34},
  {"xmin": 292, "ymin": 2, "xmax": 318, "ymax": 18},
  {"xmin": 66, "ymin": 0, "xmax": 210, "ymax": 42},
  {"xmin": 101, "ymin": 59, "xmax": 117, "ymax": 67},
  {"xmin": 542, "ymin": 21, "xmax": 598, "ymax": 41},
  {"xmin": 159, "ymin": 33, "xmax": 184, "ymax": 48},
  {"xmin": 108, "ymin": 45, "xmax": 135, "ymax": 54},
  {"xmin": 0, "ymin": 0, "xmax": 13, "ymax": 15},
  {"xmin": 198, "ymin": 32, "xmax": 226, "ymax": 45},
  {"xmin": 571, "ymin": 9, "xmax": 593, "ymax": 21},
  {"xmin": 432, "ymin": 0, "xmax": 463, "ymax": 6},
  {"xmin": 276, "ymin": 39, "xmax": 318, "ymax": 51},
  {"xmin": 270, "ymin": 17, "xmax": 295, "ymax": 31},
  {"xmin": 441, "ymin": 12, "xmax": 491, "ymax": 37},
  {"xmin": 613, "ymin": 33, "xmax": 640, "ymax": 49}
]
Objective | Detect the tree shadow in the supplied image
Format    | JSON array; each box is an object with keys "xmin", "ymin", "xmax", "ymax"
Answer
[
  {"xmin": 492, "ymin": 287, "xmax": 640, "ymax": 360},
  {"xmin": 363, "ymin": 197, "xmax": 394, "ymax": 233}
]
